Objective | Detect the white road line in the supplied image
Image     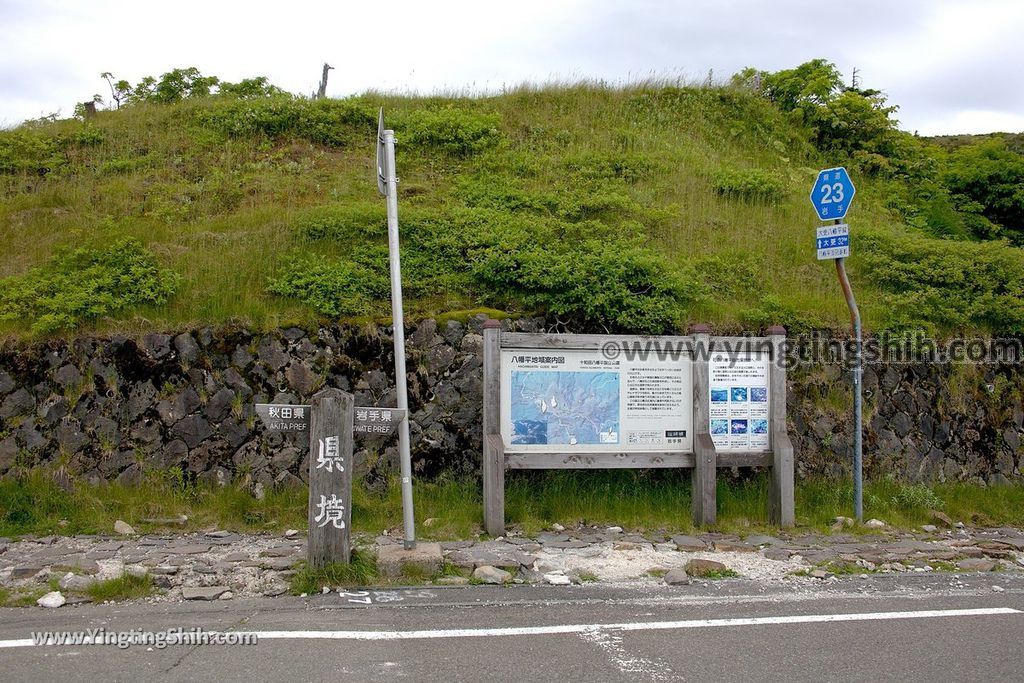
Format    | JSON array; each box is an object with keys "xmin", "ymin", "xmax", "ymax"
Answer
[{"xmin": 0, "ymin": 607, "xmax": 1018, "ymax": 649}]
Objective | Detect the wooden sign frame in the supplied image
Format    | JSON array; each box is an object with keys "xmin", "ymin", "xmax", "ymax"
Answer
[{"xmin": 481, "ymin": 321, "xmax": 794, "ymax": 534}]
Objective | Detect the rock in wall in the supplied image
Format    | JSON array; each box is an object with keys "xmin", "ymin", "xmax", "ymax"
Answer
[{"xmin": 0, "ymin": 318, "xmax": 1021, "ymax": 488}]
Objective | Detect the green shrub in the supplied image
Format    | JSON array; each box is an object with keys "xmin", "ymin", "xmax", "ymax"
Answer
[
  {"xmin": 712, "ymin": 167, "xmax": 787, "ymax": 203},
  {"xmin": 562, "ymin": 152, "xmax": 654, "ymax": 183},
  {"xmin": 859, "ymin": 228, "xmax": 1024, "ymax": 334},
  {"xmin": 459, "ymin": 177, "xmax": 560, "ymax": 215},
  {"xmin": 267, "ymin": 255, "xmax": 389, "ymax": 317},
  {"xmin": 0, "ymin": 129, "xmax": 65, "ymax": 175},
  {"xmin": 472, "ymin": 231, "xmax": 705, "ymax": 334},
  {"xmin": 271, "ymin": 205, "xmax": 703, "ymax": 333},
  {"xmin": 739, "ymin": 294, "xmax": 827, "ymax": 334},
  {"xmin": 298, "ymin": 203, "xmax": 387, "ymax": 241},
  {"xmin": 399, "ymin": 107, "xmax": 502, "ymax": 156},
  {"xmin": 0, "ymin": 239, "xmax": 179, "ymax": 334},
  {"xmin": 197, "ymin": 96, "xmax": 376, "ymax": 146}
]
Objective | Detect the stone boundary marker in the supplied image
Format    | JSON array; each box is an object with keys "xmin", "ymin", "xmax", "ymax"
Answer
[
  {"xmin": 255, "ymin": 392, "xmax": 409, "ymax": 567},
  {"xmin": 482, "ymin": 320, "xmax": 795, "ymax": 534}
]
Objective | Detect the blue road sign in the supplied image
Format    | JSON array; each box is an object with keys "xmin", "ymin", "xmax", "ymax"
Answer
[
  {"xmin": 810, "ymin": 167, "xmax": 856, "ymax": 221},
  {"xmin": 816, "ymin": 223, "xmax": 850, "ymax": 260}
]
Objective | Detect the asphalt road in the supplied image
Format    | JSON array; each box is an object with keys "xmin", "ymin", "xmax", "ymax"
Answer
[{"xmin": 2, "ymin": 573, "xmax": 1023, "ymax": 682}]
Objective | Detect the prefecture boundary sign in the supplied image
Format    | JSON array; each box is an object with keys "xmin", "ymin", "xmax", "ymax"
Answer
[{"xmin": 482, "ymin": 321, "xmax": 795, "ymax": 534}]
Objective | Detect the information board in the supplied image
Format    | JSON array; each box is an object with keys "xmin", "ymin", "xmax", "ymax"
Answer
[
  {"xmin": 500, "ymin": 349, "xmax": 692, "ymax": 452},
  {"xmin": 708, "ymin": 353, "xmax": 770, "ymax": 452}
]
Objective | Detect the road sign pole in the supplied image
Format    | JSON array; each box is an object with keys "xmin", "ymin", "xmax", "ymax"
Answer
[
  {"xmin": 834, "ymin": 240, "xmax": 863, "ymax": 523},
  {"xmin": 383, "ymin": 125, "xmax": 417, "ymax": 550},
  {"xmin": 811, "ymin": 168, "xmax": 862, "ymax": 523}
]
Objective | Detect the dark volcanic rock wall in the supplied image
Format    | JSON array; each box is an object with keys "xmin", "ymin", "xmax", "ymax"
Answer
[{"xmin": 0, "ymin": 318, "xmax": 1021, "ymax": 488}]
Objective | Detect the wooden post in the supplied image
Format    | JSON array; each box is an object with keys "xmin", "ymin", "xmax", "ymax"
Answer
[
  {"xmin": 482, "ymin": 318, "xmax": 505, "ymax": 536},
  {"xmin": 767, "ymin": 326, "xmax": 795, "ymax": 527},
  {"xmin": 307, "ymin": 388, "xmax": 354, "ymax": 567},
  {"xmin": 690, "ymin": 325, "xmax": 716, "ymax": 526}
]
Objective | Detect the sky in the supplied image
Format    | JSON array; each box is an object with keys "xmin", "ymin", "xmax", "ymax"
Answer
[{"xmin": 1, "ymin": 0, "xmax": 1023, "ymax": 135}]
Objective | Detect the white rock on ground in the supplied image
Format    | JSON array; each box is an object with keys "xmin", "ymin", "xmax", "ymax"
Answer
[
  {"xmin": 37, "ymin": 591, "xmax": 66, "ymax": 608},
  {"xmin": 114, "ymin": 520, "xmax": 136, "ymax": 535},
  {"xmin": 864, "ymin": 519, "xmax": 887, "ymax": 529},
  {"xmin": 534, "ymin": 546, "xmax": 803, "ymax": 583},
  {"xmin": 473, "ymin": 566, "xmax": 512, "ymax": 584},
  {"xmin": 544, "ymin": 572, "xmax": 572, "ymax": 585}
]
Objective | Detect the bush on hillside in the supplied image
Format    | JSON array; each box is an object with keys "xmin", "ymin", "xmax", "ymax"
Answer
[
  {"xmin": 712, "ymin": 167, "xmax": 787, "ymax": 203},
  {"xmin": 266, "ymin": 255, "xmax": 389, "ymax": 317},
  {"xmin": 859, "ymin": 228, "xmax": 1024, "ymax": 335},
  {"xmin": 943, "ymin": 139, "xmax": 1024, "ymax": 243},
  {"xmin": 398, "ymin": 108, "xmax": 502, "ymax": 156},
  {"xmin": 271, "ymin": 205, "xmax": 703, "ymax": 333},
  {"xmin": 197, "ymin": 97, "xmax": 376, "ymax": 146},
  {"xmin": 0, "ymin": 239, "xmax": 179, "ymax": 334}
]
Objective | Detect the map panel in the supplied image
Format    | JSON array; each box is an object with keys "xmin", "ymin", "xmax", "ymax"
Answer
[
  {"xmin": 510, "ymin": 371, "xmax": 619, "ymax": 445},
  {"xmin": 500, "ymin": 347, "xmax": 692, "ymax": 453}
]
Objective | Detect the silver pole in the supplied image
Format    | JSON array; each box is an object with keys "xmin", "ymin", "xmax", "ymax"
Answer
[
  {"xmin": 834, "ymin": 248, "xmax": 863, "ymax": 523},
  {"xmin": 384, "ymin": 128, "xmax": 416, "ymax": 548}
]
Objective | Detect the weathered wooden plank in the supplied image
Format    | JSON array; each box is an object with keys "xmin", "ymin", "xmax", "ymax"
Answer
[
  {"xmin": 482, "ymin": 321, "xmax": 504, "ymax": 536},
  {"xmin": 716, "ymin": 452, "xmax": 773, "ymax": 467},
  {"xmin": 692, "ymin": 331, "xmax": 711, "ymax": 438},
  {"xmin": 770, "ymin": 430, "xmax": 796, "ymax": 528},
  {"xmin": 767, "ymin": 327, "xmax": 794, "ymax": 528},
  {"xmin": 500, "ymin": 332, "xmax": 695, "ymax": 352},
  {"xmin": 307, "ymin": 388, "xmax": 354, "ymax": 568},
  {"xmin": 692, "ymin": 432, "xmax": 717, "ymax": 526},
  {"xmin": 690, "ymin": 328, "xmax": 715, "ymax": 526},
  {"xmin": 506, "ymin": 451, "xmax": 696, "ymax": 470}
]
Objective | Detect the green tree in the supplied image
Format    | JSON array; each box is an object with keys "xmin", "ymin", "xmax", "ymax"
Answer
[
  {"xmin": 218, "ymin": 76, "xmax": 286, "ymax": 99},
  {"xmin": 128, "ymin": 67, "xmax": 219, "ymax": 104},
  {"xmin": 944, "ymin": 138, "xmax": 1024, "ymax": 241},
  {"xmin": 101, "ymin": 72, "xmax": 132, "ymax": 109}
]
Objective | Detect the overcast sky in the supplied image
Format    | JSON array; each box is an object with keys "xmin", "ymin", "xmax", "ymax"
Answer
[{"xmin": 2, "ymin": 0, "xmax": 1022, "ymax": 135}]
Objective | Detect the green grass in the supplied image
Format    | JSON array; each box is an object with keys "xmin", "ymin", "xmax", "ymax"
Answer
[
  {"xmin": 84, "ymin": 573, "xmax": 154, "ymax": 602},
  {"xmin": 289, "ymin": 552, "xmax": 378, "ymax": 594},
  {"xmin": 2, "ymin": 468, "xmax": 1024, "ymax": 542},
  {"xmin": 0, "ymin": 469, "xmax": 309, "ymax": 537},
  {"xmin": 505, "ymin": 470, "xmax": 696, "ymax": 535},
  {"xmin": 3, "ymin": 83, "xmax": 1021, "ymax": 337},
  {"xmin": 693, "ymin": 568, "xmax": 741, "ymax": 580}
]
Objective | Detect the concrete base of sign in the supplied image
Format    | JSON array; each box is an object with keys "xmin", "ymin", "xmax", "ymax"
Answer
[{"xmin": 377, "ymin": 542, "xmax": 444, "ymax": 578}]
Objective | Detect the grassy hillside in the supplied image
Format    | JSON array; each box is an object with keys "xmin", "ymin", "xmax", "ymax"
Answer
[{"xmin": 2, "ymin": 79, "xmax": 1023, "ymax": 338}]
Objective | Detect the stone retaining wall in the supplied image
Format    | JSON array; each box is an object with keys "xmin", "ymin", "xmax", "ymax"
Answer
[{"xmin": 1, "ymin": 317, "xmax": 1021, "ymax": 489}]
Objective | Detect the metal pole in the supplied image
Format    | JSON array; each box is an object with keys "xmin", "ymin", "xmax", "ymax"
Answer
[
  {"xmin": 384, "ymin": 128, "xmax": 416, "ymax": 548},
  {"xmin": 834, "ymin": 243, "xmax": 863, "ymax": 522}
]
